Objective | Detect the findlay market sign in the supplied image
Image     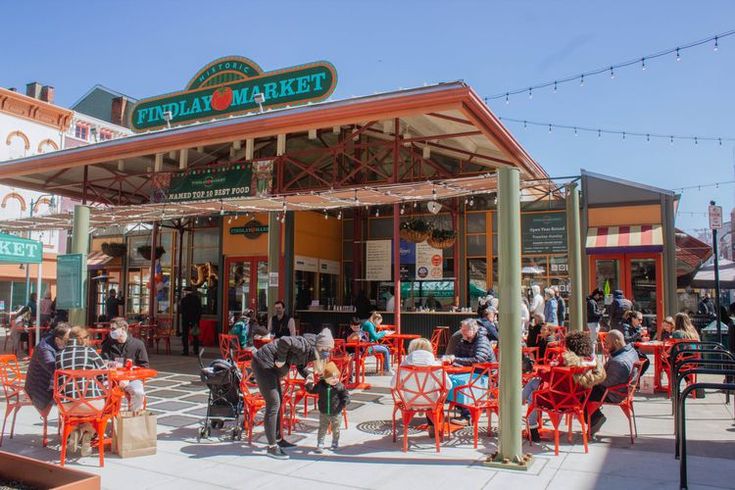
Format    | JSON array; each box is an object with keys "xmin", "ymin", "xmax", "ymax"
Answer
[
  {"xmin": 130, "ymin": 56, "xmax": 337, "ymax": 132},
  {"xmin": 0, "ymin": 233, "xmax": 42, "ymax": 264}
]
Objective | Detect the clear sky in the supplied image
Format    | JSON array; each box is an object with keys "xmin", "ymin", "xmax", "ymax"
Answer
[{"xmin": 2, "ymin": 0, "xmax": 733, "ymax": 234}]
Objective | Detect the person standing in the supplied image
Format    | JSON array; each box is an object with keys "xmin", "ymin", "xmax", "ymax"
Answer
[
  {"xmin": 543, "ymin": 288, "xmax": 558, "ymax": 326},
  {"xmin": 39, "ymin": 291, "xmax": 54, "ymax": 326},
  {"xmin": 252, "ymin": 328, "xmax": 334, "ymax": 459},
  {"xmin": 553, "ymin": 287, "xmax": 566, "ymax": 326},
  {"xmin": 608, "ymin": 289, "xmax": 632, "ymax": 333},
  {"xmin": 697, "ymin": 293, "xmax": 716, "ymax": 320},
  {"xmin": 179, "ymin": 287, "xmax": 202, "ymax": 356},
  {"xmin": 586, "ymin": 289, "xmax": 604, "ymax": 346},
  {"xmin": 530, "ymin": 285, "xmax": 545, "ymax": 319},
  {"xmin": 105, "ymin": 289, "xmax": 122, "ymax": 321},
  {"xmin": 268, "ymin": 300, "xmax": 296, "ymax": 338}
]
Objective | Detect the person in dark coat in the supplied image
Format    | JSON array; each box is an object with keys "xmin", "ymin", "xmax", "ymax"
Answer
[
  {"xmin": 179, "ymin": 287, "xmax": 202, "ymax": 356},
  {"xmin": 608, "ymin": 290, "xmax": 632, "ymax": 333},
  {"xmin": 252, "ymin": 328, "xmax": 335, "ymax": 459},
  {"xmin": 105, "ymin": 289, "xmax": 122, "ymax": 321},
  {"xmin": 478, "ymin": 305, "xmax": 499, "ymax": 343},
  {"xmin": 268, "ymin": 300, "xmax": 296, "ymax": 338},
  {"xmin": 100, "ymin": 318, "xmax": 149, "ymax": 412},
  {"xmin": 24, "ymin": 323, "xmax": 71, "ymax": 413},
  {"xmin": 698, "ymin": 293, "xmax": 716, "ymax": 320},
  {"xmin": 586, "ymin": 289, "xmax": 604, "ymax": 346},
  {"xmin": 554, "ymin": 287, "xmax": 566, "ymax": 325}
]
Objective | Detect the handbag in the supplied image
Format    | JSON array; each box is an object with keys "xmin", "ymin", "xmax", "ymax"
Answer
[
  {"xmin": 191, "ymin": 322, "xmax": 201, "ymax": 337},
  {"xmin": 112, "ymin": 410, "xmax": 157, "ymax": 458}
]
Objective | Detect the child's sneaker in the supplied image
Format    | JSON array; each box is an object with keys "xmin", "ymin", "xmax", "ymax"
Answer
[
  {"xmin": 330, "ymin": 442, "xmax": 339, "ymax": 451},
  {"xmin": 314, "ymin": 443, "xmax": 324, "ymax": 454}
]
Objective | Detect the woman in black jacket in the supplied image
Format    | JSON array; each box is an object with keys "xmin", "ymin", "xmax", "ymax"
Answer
[{"xmin": 252, "ymin": 328, "xmax": 334, "ymax": 459}]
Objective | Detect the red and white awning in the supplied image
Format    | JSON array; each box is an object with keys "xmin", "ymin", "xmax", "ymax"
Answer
[{"xmin": 586, "ymin": 224, "xmax": 664, "ymax": 254}]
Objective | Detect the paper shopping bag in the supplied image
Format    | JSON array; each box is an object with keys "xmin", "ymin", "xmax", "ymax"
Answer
[
  {"xmin": 112, "ymin": 410, "xmax": 157, "ymax": 458},
  {"xmin": 639, "ymin": 374, "xmax": 655, "ymax": 395}
]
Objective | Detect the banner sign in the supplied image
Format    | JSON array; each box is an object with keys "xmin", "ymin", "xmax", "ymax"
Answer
[
  {"xmin": 152, "ymin": 164, "xmax": 253, "ymax": 203},
  {"xmin": 0, "ymin": 233, "xmax": 43, "ymax": 264},
  {"xmin": 366, "ymin": 240, "xmax": 391, "ymax": 281},
  {"xmin": 130, "ymin": 56, "xmax": 337, "ymax": 132},
  {"xmin": 230, "ymin": 220, "xmax": 268, "ymax": 239},
  {"xmin": 295, "ymin": 255, "xmax": 318, "ymax": 273},
  {"xmin": 57, "ymin": 254, "xmax": 84, "ymax": 309},
  {"xmin": 522, "ymin": 212, "xmax": 567, "ymax": 254},
  {"xmin": 416, "ymin": 241, "xmax": 443, "ymax": 280}
]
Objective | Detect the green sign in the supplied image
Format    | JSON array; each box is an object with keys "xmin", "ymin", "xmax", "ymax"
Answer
[
  {"xmin": 522, "ymin": 212, "xmax": 567, "ymax": 255},
  {"xmin": 230, "ymin": 220, "xmax": 268, "ymax": 239},
  {"xmin": 0, "ymin": 233, "xmax": 42, "ymax": 264},
  {"xmin": 57, "ymin": 254, "xmax": 84, "ymax": 309},
  {"xmin": 152, "ymin": 164, "xmax": 253, "ymax": 203},
  {"xmin": 130, "ymin": 55, "xmax": 337, "ymax": 132}
]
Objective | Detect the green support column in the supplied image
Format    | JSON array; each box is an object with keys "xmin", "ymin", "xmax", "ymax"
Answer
[
  {"xmin": 487, "ymin": 167, "xmax": 531, "ymax": 470},
  {"xmin": 566, "ymin": 183, "xmax": 584, "ymax": 332},
  {"xmin": 662, "ymin": 194, "xmax": 678, "ymax": 316},
  {"xmin": 267, "ymin": 212, "xmax": 282, "ymax": 313},
  {"xmin": 69, "ymin": 205, "xmax": 90, "ymax": 326}
]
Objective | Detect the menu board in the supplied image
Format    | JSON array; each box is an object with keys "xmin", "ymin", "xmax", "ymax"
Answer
[
  {"xmin": 366, "ymin": 240, "xmax": 391, "ymax": 281},
  {"xmin": 415, "ymin": 242, "xmax": 443, "ymax": 280},
  {"xmin": 57, "ymin": 254, "xmax": 84, "ymax": 309}
]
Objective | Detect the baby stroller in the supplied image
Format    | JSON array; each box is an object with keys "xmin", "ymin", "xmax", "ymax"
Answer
[{"xmin": 197, "ymin": 354, "xmax": 244, "ymax": 441}]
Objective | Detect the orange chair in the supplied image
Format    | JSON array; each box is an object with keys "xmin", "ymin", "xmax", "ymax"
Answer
[
  {"xmin": 447, "ymin": 362, "xmax": 499, "ymax": 448},
  {"xmin": 0, "ymin": 354, "xmax": 50, "ymax": 447},
  {"xmin": 392, "ymin": 365, "xmax": 449, "ymax": 452},
  {"xmin": 540, "ymin": 345, "xmax": 565, "ymax": 366},
  {"xmin": 586, "ymin": 360, "xmax": 643, "ymax": 444},
  {"xmin": 53, "ymin": 369, "xmax": 121, "ymax": 467},
  {"xmin": 430, "ymin": 326, "xmax": 450, "ymax": 356},
  {"xmin": 237, "ymin": 361, "xmax": 267, "ymax": 444},
  {"xmin": 330, "ymin": 356, "xmax": 351, "ymax": 429},
  {"xmin": 526, "ymin": 365, "xmax": 593, "ymax": 455},
  {"xmin": 153, "ymin": 325, "xmax": 174, "ymax": 355},
  {"xmin": 219, "ymin": 334, "xmax": 252, "ymax": 362}
]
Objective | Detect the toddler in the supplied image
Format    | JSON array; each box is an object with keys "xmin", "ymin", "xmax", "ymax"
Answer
[{"xmin": 305, "ymin": 361, "xmax": 350, "ymax": 453}]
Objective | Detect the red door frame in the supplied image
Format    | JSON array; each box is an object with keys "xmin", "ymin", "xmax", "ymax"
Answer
[
  {"xmin": 588, "ymin": 252, "xmax": 664, "ymax": 326},
  {"xmin": 223, "ymin": 255, "xmax": 268, "ymax": 325}
]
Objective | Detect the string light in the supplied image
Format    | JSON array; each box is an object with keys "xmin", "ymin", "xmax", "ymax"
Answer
[
  {"xmin": 528, "ymin": 87, "xmax": 533, "ymax": 99},
  {"xmin": 324, "ymin": 209, "xmax": 328, "ymax": 219},
  {"xmin": 484, "ymin": 29, "xmax": 734, "ymax": 102},
  {"xmin": 375, "ymin": 208, "xmax": 380, "ymax": 217},
  {"xmin": 337, "ymin": 210, "xmax": 342, "ymax": 220},
  {"xmin": 498, "ymin": 116, "xmax": 735, "ymax": 145},
  {"xmin": 609, "ymin": 66, "xmax": 615, "ymax": 79},
  {"xmin": 400, "ymin": 205, "xmax": 405, "ymax": 215}
]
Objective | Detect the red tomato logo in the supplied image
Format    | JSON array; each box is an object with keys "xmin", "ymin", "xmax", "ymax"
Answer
[
  {"xmin": 431, "ymin": 255, "xmax": 442, "ymax": 266},
  {"xmin": 211, "ymin": 87, "xmax": 233, "ymax": 111}
]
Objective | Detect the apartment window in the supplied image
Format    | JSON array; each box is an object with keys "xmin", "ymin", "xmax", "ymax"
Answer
[{"xmin": 74, "ymin": 124, "xmax": 88, "ymax": 140}]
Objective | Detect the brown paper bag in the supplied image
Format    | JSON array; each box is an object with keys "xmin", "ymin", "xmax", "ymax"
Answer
[{"xmin": 112, "ymin": 410, "xmax": 157, "ymax": 458}]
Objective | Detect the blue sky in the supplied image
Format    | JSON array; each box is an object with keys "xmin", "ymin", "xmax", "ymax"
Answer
[{"xmin": 2, "ymin": 0, "xmax": 734, "ymax": 233}]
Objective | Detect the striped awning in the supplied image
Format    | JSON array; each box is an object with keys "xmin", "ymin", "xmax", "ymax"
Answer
[{"xmin": 586, "ymin": 224, "xmax": 664, "ymax": 254}]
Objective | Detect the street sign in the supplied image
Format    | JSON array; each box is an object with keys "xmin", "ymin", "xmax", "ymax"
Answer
[
  {"xmin": 57, "ymin": 254, "xmax": 84, "ymax": 309},
  {"xmin": 708, "ymin": 204, "xmax": 723, "ymax": 230}
]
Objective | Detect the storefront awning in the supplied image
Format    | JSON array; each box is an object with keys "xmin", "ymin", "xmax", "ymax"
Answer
[
  {"xmin": 87, "ymin": 251, "xmax": 116, "ymax": 270},
  {"xmin": 586, "ymin": 224, "xmax": 664, "ymax": 254}
]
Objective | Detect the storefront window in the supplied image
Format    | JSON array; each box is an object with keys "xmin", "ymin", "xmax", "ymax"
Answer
[
  {"xmin": 227, "ymin": 261, "xmax": 251, "ymax": 321},
  {"xmin": 467, "ymin": 212, "xmax": 486, "ymax": 233},
  {"xmin": 319, "ymin": 273, "xmax": 338, "ymax": 307},
  {"xmin": 630, "ymin": 258, "xmax": 657, "ymax": 324},
  {"xmin": 468, "ymin": 258, "xmax": 487, "ymax": 305},
  {"xmin": 467, "ymin": 235, "xmax": 486, "ymax": 257},
  {"xmin": 126, "ymin": 268, "xmax": 149, "ymax": 318},
  {"xmin": 295, "ymin": 271, "xmax": 316, "ymax": 310},
  {"xmin": 595, "ymin": 259, "xmax": 620, "ymax": 303}
]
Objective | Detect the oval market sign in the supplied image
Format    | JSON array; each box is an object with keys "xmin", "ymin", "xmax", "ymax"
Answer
[{"xmin": 130, "ymin": 55, "xmax": 337, "ymax": 132}]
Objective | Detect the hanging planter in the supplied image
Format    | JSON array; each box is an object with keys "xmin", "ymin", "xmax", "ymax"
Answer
[
  {"xmin": 427, "ymin": 228, "xmax": 457, "ymax": 249},
  {"xmin": 137, "ymin": 245, "xmax": 166, "ymax": 260},
  {"xmin": 101, "ymin": 242, "xmax": 126, "ymax": 258},
  {"xmin": 399, "ymin": 219, "xmax": 432, "ymax": 243}
]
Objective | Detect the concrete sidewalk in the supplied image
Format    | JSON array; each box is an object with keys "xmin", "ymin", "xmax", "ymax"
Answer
[{"xmin": 1, "ymin": 351, "xmax": 733, "ymax": 489}]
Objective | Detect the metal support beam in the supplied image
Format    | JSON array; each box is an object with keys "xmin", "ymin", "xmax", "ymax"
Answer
[
  {"xmin": 662, "ymin": 194, "xmax": 678, "ymax": 316},
  {"xmin": 267, "ymin": 212, "xmax": 281, "ymax": 313},
  {"xmin": 284, "ymin": 211, "xmax": 295, "ymax": 311},
  {"xmin": 179, "ymin": 148, "xmax": 189, "ymax": 170},
  {"xmin": 566, "ymin": 183, "xmax": 584, "ymax": 332},
  {"xmin": 496, "ymin": 167, "xmax": 524, "ymax": 466},
  {"xmin": 149, "ymin": 221, "xmax": 158, "ymax": 323},
  {"xmin": 69, "ymin": 205, "xmax": 90, "ymax": 326}
]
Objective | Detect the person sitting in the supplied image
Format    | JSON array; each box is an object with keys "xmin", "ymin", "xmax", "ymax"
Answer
[
  {"xmin": 622, "ymin": 310, "xmax": 651, "ymax": 375},
  {"xmin": 230, "ymin": 312, "xmax": 250, "ymax": 349},
  {"xmin": 361, "ymin": 311, "xmax": 394, "ymax": 341},
  {"xmin": 424, "ymin": 293, "xmax": 442, "ymax": 311},
  {"xmin": 478, "ymin": 305, "xmax": 499, "ymax": 343},
  {"xmin": 349, "ymin": 318, "xmax": 392, "ymax": 375},
  {"xmin": 25, "ymin": 323, "xmax": 71, "ymax": 415},
  {"xmin": 655, "ymin": 316, "xmax": 674, "ymax": 341},
  {"xmin": 56, "ymin": 326, "xmax": 109, "ymax": 456},
  {"xmin": 672, "ymin": 312, "xmax": 700, "ymax": 341},
  {"xmin": 268, "ymin": 300, "xmax": 296, "ymax": 338},
  {"xmin": 588, "ymin": 330, "xmax": 639, "ymax": 436},
  {"xmin": 100, "ymin": 318, "xmax": 149, "ymax": 413},
  {"xmin": 536, "ymin": 323, "xmax": 557, "ymax": 360},
  {"xmin": 523, "ymin": 331, "xmax": 606, "ymax": 442},
  {"xmin": 443, "ymin": 319, "xmax": 494, "ymax": 425}
]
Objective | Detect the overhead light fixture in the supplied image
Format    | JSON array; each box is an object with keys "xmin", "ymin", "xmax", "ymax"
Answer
[{"xmin": 253, "ymin": 93, "xmax": 266, "ymax": 113}]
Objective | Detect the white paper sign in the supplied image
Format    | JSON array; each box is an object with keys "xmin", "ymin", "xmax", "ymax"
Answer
[
  {"xmin": 319, "ymin": 259, "xmax": 340, "ymax": 275},
  {"xmin": 709, "ymin": 204, "xmax": 723, "ymax": 230},
  {"xmin": 366, "ymin": 240, "xmax": 392, "ymax": 281},
  {"xmin": 415, "ymin": 241, "xmax": 443, "ymax": 280},
  {"xmin": 294, "ymin": 255, "xmax": 318, "ymax": 272},
  {"xmin": 269, "ymin": 272, "xmax": 279, "ymax": 287}
]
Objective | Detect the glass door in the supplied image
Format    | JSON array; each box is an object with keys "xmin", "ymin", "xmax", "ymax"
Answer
[
  {"xmin": 224, "ymin": 256, "xmax": 267, "ymax": 326},
  {"xmin": 593, "ymin": 257, "xmax": 623, "ymax": 306},
  {"xmin": 628, "ymin": 255, "xmax": 662, "ymax": 329}
]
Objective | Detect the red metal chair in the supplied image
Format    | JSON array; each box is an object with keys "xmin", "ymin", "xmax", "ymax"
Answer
[
  {"xmin": 237, "ymin": 361, "xmax": 267, "ymax": 444},
  {"xmin": 153, "ymin": 325, "xmax": 174, "ymax": 355},
  {"xmin": 219, "ymin": 334, "xmax": 252, "ymax": 362},
  {"xmin": 586, "ymin": 360, "xmax": 643, "ymax": 444},
  {"xmin": 447, "ymin": 362, "xmax": 499, "ymax": 448},
  {"xmin": 430, "ymin": 326, "xmax": 450, "ymax": 356},
  {"xmin": 333, "ymin": 338, "xmax": 347, "ymax": 357},
  {"xmin": 391, "ymin": 364, "xmax": 449, "ymax": 452},
  {"xmin": 526, "ymin": 365, "xmax": 593, "ymax": 455},
  {"xmin": 330, "ymin": 355, "xmax": 351, "ymax": 429},
  {"xmin": 540, "ymin": 345, "xmax": 565, "ymax": 366},
  {"xmin": 53, "ymin": 369, "xmax": 122, "ymax": 467},
  {"xmin": 0, "ymin": 354, "xmax": 50, "ymax": 447}
]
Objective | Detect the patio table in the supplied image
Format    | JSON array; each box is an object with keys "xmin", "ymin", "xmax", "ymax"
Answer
[
  {"xmin": 634, "ymin": 340, "xmax": 667, "ymax": 392},
  {"xmin": 344, "ymin": 340, "xmax": 378, "ymax": 390},
  {"xmin": 383, "ymin": 333, "xmax": 421, "ymax": 365}
]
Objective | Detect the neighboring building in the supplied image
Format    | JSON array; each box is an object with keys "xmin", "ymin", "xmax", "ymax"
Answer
[
  {"xmin": 65, "ymin": 111, "xmax": 132, "ymax": 149},
  {"xmin": 70, "ymin": 85, "xmax": 137, "ymax": 128}
]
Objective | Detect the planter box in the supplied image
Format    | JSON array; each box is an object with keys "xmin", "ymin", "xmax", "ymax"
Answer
[{"xmin": 0, "ymin": 451, "xmax": 100, "ymax": 490}]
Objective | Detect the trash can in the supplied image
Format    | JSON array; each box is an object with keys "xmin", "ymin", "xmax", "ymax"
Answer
[{"xmin": 701, "ymin": 320, "xmax": 730, "ymax": 359}]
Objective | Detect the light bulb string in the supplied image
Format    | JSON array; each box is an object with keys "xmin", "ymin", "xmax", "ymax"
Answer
[
  {"xmin": 485, "ymin": 29, "xmax": 735, "ymax": 101},
  {"xmin": 498, "ymin": 116, "xmax": 735, "ymax": 144}
]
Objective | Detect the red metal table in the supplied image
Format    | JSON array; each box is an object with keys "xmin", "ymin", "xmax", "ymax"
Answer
[
  {"xmin": 344, "ymin": 340, "xmax": 379, "ymax": 390},
  {"xmin": 634, "ymin": 341, "xmax": 667, "ymax": 393},
  {"xmin": 383, "ymin": 333, "xmax": 421, "ymax": 365}
]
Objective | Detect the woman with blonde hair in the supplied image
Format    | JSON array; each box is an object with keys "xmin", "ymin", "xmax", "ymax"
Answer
[
  {"xmin": 673, "ymin": 312, "xmax": 700, "ymax": 341},
  {"xmin": 655, "ymin": 316, "xmax": 675, "ymax": 341}
]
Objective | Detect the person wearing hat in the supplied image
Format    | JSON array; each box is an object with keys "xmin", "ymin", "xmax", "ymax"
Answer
[
  {"xmin": 179, "ymin": 287, "xmax": 202, "ymax": 356},
  {"xmin": 305, "ymin": 361, "xmax": 350, "ymax": 453},
  {"xmin": 252, "ymin": 327, "xmax": 335, "ymax": 459}
]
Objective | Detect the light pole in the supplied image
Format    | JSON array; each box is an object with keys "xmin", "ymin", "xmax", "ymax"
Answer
[{"xmin": 24, "ymin": 194, "xmax": 57, "ymax": 305}]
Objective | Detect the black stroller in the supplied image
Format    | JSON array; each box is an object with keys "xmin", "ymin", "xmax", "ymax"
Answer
[{"xmin": 197, "ymin": 355, "xmax": 244, "ymax": 441}]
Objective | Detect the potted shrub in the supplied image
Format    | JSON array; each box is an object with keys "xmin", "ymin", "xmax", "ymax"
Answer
[
  {"xmin": 399, "ymin": 219, "xmax": 432, "ymax": 243},
  {"xmin": 101, "ymin": 242, "xmax": 126, "ymax": 258},
  {"xmin": 137, "ymin": 245, "xmax": 166, "ymax": 260},
  {"xmin": 427, "ymin": 228, "xmax": 457, "ymax": 249}
]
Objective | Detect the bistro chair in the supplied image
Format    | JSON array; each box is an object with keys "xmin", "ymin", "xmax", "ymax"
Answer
[
  {"xmin": 0, "ymin": 354, "xmax": 50, "ymax": 447},
  {"xmin": 219, "ymin": 334, "xmax": 251, "ymax": 362},
  {"xmin": 392, "ymin": 364, "xmax": 449, "ymax": 453},
  {"xmin": 237, "ymin": 361, "xmax": 267, "ymax": 444},
  {"xmin": 447, "ymin": 362, "xmax": 499, "ymax": 448},
  {"xmin": 586, "ymin": 360, "xmax": 643, "ymax": 444},
  {"xmin": 430, "ymin": 326, "xmax": 451, "ymax": 356},
  {"xmin": 330, "ymin": 355, "xmax": 351, "ymax": 430},
  {"xmin": 153, "ymin": 324, "xmax": 174, "ymax": 355},
  {"xmin": 53, "ymin": 369, "xmax": 122, "ymax": 467}
]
